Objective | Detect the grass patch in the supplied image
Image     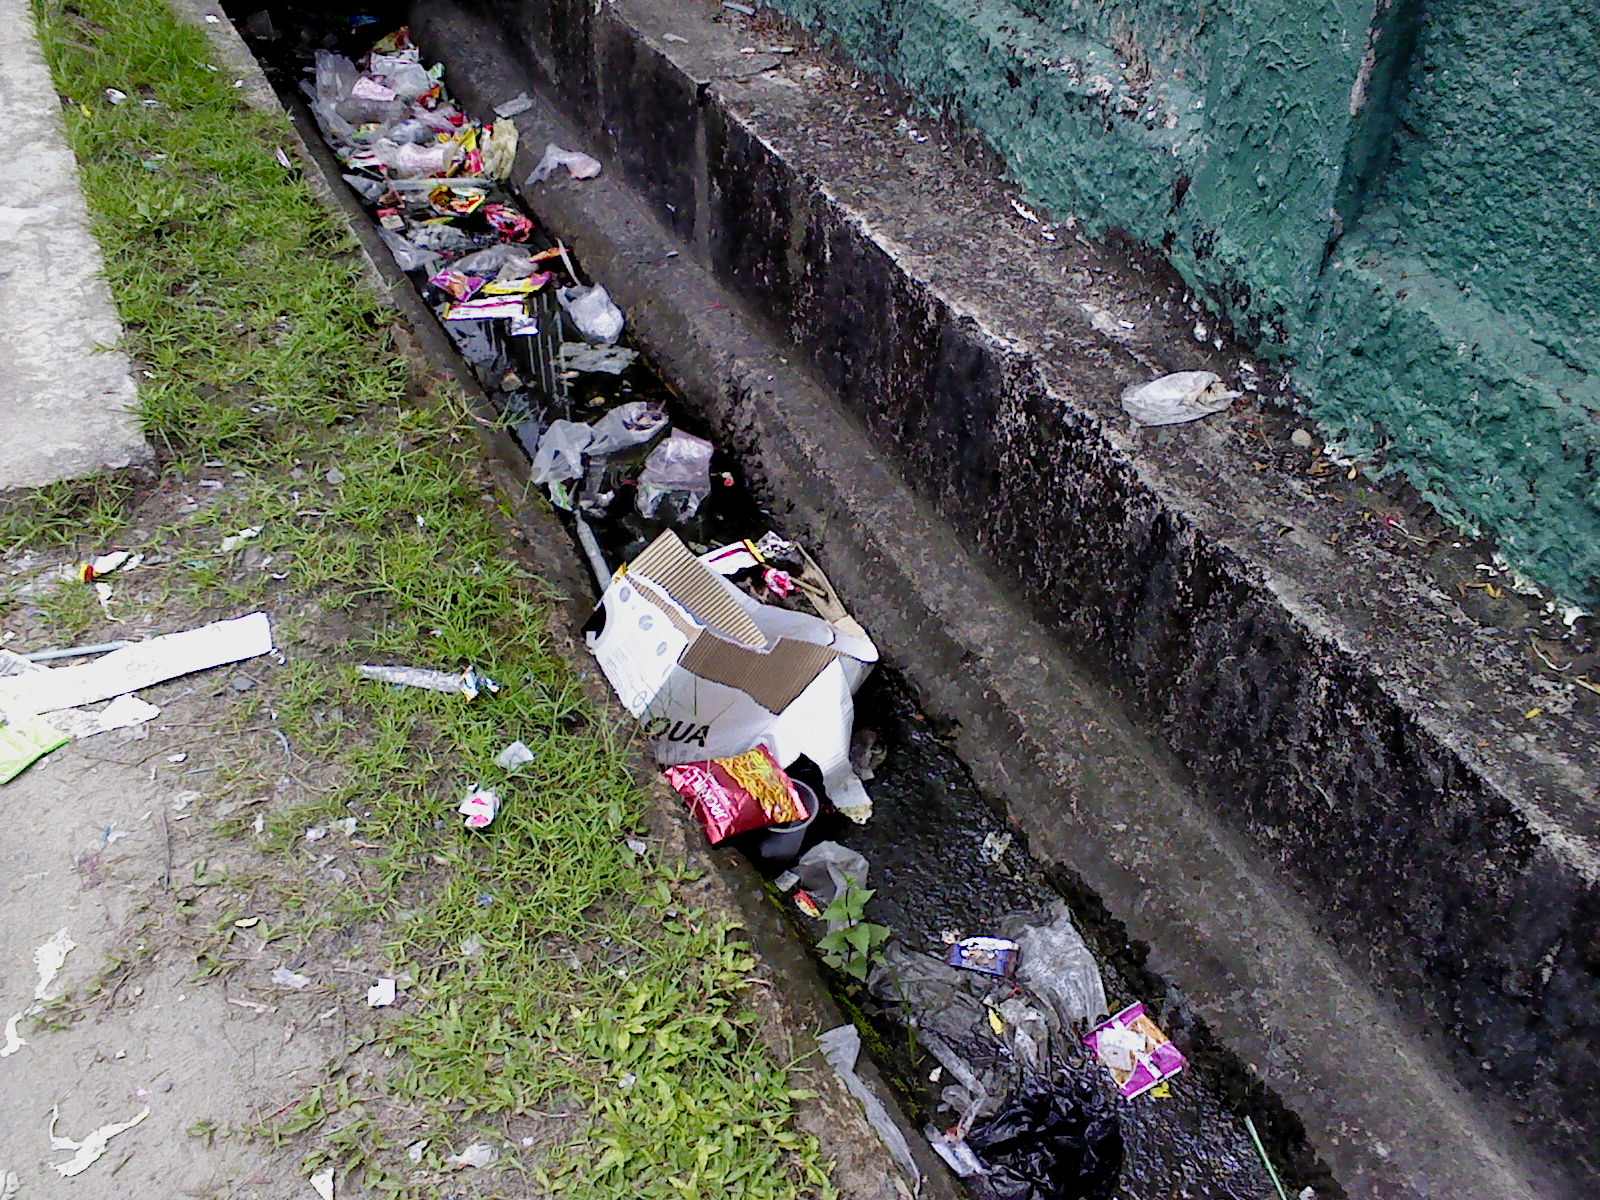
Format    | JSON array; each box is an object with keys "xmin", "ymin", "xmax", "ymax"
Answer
[{"xmin": 27, "ymin": 1, "xmax": 833, "ymax": 1195}]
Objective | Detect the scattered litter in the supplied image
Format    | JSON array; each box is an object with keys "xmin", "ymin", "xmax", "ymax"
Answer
[
  {"xmin": 558, "ymin": 341, "xmax": 639, "ymax": 376},
  {"xmin": 311, "ymin": 1166, "xmax": 335, "ymax": 1200},
  {"xmin": 587, "ymin": 531, "xmax": 879, "ymax": 818},
  {"xmin": 48, "ymin": 1105, "xmax": 150, "ymax": 1177},
  {"xmin": 557, "ymin": 283, "xmax": 625, "ymax": 344},
  {"xmin": 947, "ymin": 936, "xmax": 1020, "ymax": 978},
  {"xmin": 817, "ymin": 1025, "xmax": 921, "ymax": 1186},
  {"xmin": 494, "ymin": 740, "xmax": 536, "ymax": 771},
  {"xmin": 406, "ymin": 1139, "xmax": 430, "ymax": 1163},
  {"xmin": 530, "ymin": 420, "xmax": 594, "ymax": 486},
  {"xmin": 0, "ymin": 712, "xmax": 71, "ymax": 784},
  {"xmin": 366, "ymin": 978, "xmax": 398, "ymax": 1007},
  {"xmin": 1120, "ymin": 371, "xmax": 1239, "ymax": 427},
  {"xmin": 979, "ymin": 830, "xmax": 1013, "ymax": 864},
  {"xmin": 1246, "ymin": 1114, "xmax": 1292, "ymax": 1200},
  {"xmin": 81, "ymin": 551, "xmax": 142, "ymax": 581},
  {"xmin": 444, "ymin": 1142, "xmax": 499, "ymax": 1169},
  {"xmin": 494, "ymin": 92, "xmax": 534, "ymax": 118},
  {"xmin": 272, "ymin": 967, "xmax": 311, "ymax": 990},
  {"xmin": 527, "ymin": 143, "xmax": 603, "ymax": 183},
  {"xmin": 1, "ymin": 1170, "xmax": 16, "ymax": 1199},
  {"xmin": 925, "ymin": 1125, "xmax": 987, "ymax": 1176},
  {"xmin": 21, "ymin": 640, "xmax": 134, "ymax": 664},
  {"xmin": 357, "ymin": 663, "xmax": 500, "ymax": 699},
  {"xmin": 635, "ymin": 431, "xmax": 714, "ymax": 520},
  {"xmin": 966, "ymin": 1075, "xmax": 1122, "ymax": 1200},
  {"xmin": 304, "ymin": 826, "xmax": 328, "ymax": 843},
  {"xmin": 234, "ymin": 916, "xmax": 260, "ymax": 929},
  {"xmin": 42, "ymin": 693, "xmax": 161, "ymax": 740},
  {"xmin": 275, "ymin": 146, "xmax": 293, "ymax": 168},
  {"xmin": 585, "ymin": 400, "xmax": 667, "ymax": 455},
  {"xmin": 0, "ymin": 612, "xmax": 273, "ymax": 717},
  {"xmin": 664, "ymin": 745, "xmax": 806, "ymax": 844},
  {"xmin": 723, "ymin": 1, "xmax": 756, "ymax": 13},
  {"xmin": 227, "ymin": 996, "xmax": 276, "ymax": 1014},
  {"xmin": 625, "ymin": 836, "xmax": 649, "ymax": 856},
  {"xmin": 105, "ymin": 87, "xmax": 127, "ymax": 104},
  {"xmin": 1085, "ymin": 1002, "xmax": 1187, "ymax": 1098},
  {"xmin": 792, "ymin": 841, "xmax": 869, "ymax": 912},
  {"xmin": 662, "ymin": 32, "xmax": 688, "ymax": 43},
  {"xmin": 219, "ymin": 527, "xmax": 262, "ymax": 553},
  {"xmin": 33, "ymin": 928, "xmax": 74, "ymax": 999},
  {"xmin": 458, "ymin": 786, "xmax": 501, "ymax": 829}
]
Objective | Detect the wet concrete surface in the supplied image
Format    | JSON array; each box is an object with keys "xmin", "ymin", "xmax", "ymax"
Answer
[{"xmin": 229, "ymin": 10, "xmax": 1297, "ymax": 1197}]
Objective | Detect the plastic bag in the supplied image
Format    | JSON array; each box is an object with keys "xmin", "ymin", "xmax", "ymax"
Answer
[
  {"xmin": 313, "ymin": 50, "xmax": 359, "ymax": 108},
  {"xmin": 560, "ymin": 342, "xmax": 639, "ymax": 376},
  {"xmin": 558, "ymin": 284, "xmax": 625, "ymax": 344},
  {"xmin": 792, "ymin": 841, "xmax": 869, "ymax": 911},
  {"xmin": 451, "ymin": 243, "xmax": 533, "ymax": 279},
  {"xmin": 1119, "ymin": 370, "xmax": 1239, "ymax": 427},
  {"xmin": 636, "ymin": 431, "xmax": 714, "ymax": 519},
  {"xmin": 342, "ymin": 173, "xmax": 387, "ymax": 203},
  {"xmin": 530, "ymin": 420, "xmax": 593, "ymax": 485},
  {"xmin": 373, "ymin": 138, "xmax": 458, "ymax": 178},
  {"xmin": 997, "ymin": 903, "xmax": 1108, "ymax": 1030},
  {"xmin": 378, "ymin": 230, "xmax": 441, "ymax": 276},
  {"xmin": 526, "ymin": 143, "xmax": 603, "ymax": 183},
  {"xmin": 405, "ymin": 222, "xmax": 491, "ymax": 255},
  {"xmin": 966, "ymin": 1075, "xmax": 1122, "ymax": 1200},
  {"xmin": 586, "ymin": 402, "xmax": 668, "ymax": 457}
]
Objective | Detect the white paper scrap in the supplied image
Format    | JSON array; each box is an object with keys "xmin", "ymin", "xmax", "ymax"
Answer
[
  {"xmin": 0, "ymin": 613, "xmax": 273, "ymax": 717},
  {"xmin": 366, "ymin": 978, "xmax": 397, "ymax": 1007},
  {"xmin": 0, "ymin": 1012, "xmax": 25, "ymax": 1057},
  {"xmin": 311, "ymin": 1166, "xmax": 335, "ymax": 1200},
  {"xmin": 444, "ymin": 1142, "xmax": 498, "ymax": 1169},
  {"xmin": 35, "ymin": 928, "xmax": 75, "ymax": 999},
  {"xmin": 42, "ymin": 694, "xmax": 161, "ymax": 740},
  {"xmin": 49, "ymin": 1105, "xmax": 150, "ymax": 1177}
]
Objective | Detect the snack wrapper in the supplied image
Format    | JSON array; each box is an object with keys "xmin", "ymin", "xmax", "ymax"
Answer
[{"xmin": 664, "ymin": 745, "xmax": 806, "ymax": 843}]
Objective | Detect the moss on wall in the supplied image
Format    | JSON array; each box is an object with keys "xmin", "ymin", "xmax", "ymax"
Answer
[{"xmin": 764, "ymin": 0, "xmax": 1600, "ymax": 603}]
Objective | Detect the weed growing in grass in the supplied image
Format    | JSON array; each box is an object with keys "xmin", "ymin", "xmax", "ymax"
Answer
[{"xmin": 28, "ymin": 0, "xmax": 834, "ymax": 1194}]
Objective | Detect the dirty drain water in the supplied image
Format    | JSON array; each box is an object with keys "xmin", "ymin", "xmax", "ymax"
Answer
[{"xmin": 236, "ymin": 9, "xmax": 1321, "ymax": 1198}]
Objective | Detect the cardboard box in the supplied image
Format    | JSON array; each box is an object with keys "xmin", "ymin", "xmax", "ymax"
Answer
[{"xmin": 586, "ymin": 531, "xmax": 878, "ymax": 818}]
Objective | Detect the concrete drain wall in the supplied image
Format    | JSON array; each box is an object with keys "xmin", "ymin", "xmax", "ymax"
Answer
[{"xmin": 389, "ymin": 1, "xmax": 1598, "ymax": 1195}]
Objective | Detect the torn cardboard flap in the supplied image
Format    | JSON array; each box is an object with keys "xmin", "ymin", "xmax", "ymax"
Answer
[{"xmin": 588, "ymin": 532, "xmax": 878, "ymax": 817}]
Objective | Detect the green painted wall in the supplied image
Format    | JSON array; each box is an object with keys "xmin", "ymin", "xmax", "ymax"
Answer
[{"xmin": 765, "ymin": 0, "xmax": 1600, "ymax": 603}]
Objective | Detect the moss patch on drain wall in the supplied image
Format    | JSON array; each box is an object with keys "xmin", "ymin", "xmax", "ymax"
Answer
[{"xmin": 765, "ymin": 0, "xmax": 1600, "ymax": 603}]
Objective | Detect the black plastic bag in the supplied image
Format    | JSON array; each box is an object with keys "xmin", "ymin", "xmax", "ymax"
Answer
[{"xmin": 967, "ymin": 1074, "xmax": 1122, "ymax": 1200}]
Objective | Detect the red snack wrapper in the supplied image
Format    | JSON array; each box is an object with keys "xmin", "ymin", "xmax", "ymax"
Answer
[
  {"xmin": 664, "ymin": 745, "xmax": 806, "ymax": 844},
  {"xmin": 484, "ymin": 203, "xmax": 536, "ymax": 242}
]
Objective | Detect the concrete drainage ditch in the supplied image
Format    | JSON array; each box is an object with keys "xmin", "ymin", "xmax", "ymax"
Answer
[{"xmin": 215, "ymin": 4, "xmax": 1586, "ymax": 1199}]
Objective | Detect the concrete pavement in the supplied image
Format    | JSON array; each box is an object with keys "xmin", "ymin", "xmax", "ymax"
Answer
[{"xmin": 0, "ymin": 0, "xmax": 149, "ymax": 492}]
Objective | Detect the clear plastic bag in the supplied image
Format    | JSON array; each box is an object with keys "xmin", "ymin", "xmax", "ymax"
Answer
[
  {"xmin": 586, "ymin": 401, "xmax": 668, "ymax": 456},
  {"xmin": 530, "ymin": 420, "xmax": 594, "ymax": 485},
  {"xmin": 1119, "ymin": 370, "xmax": 1239, "ymax": 426},
  {"xmin": 635, "ymin": 430, "xmax": 713, "ymax": 519},
  {"xmin": 557, "ymin": 284, "xmax": 625, "ymax": 344},
  {"xmin": 996, "ymin": 902, "xmax": 1108, "ymax": 1029},
  {"xmin": 378, "ymin": 230, "xmax": 441, "ymax": 275},
  {"xmin": 450, "ymin": 243, "xmax": 533, "ymax": 278},
  {"xmin": 526, "ymin": 143, "xmax": 603, "ymax": 183}
]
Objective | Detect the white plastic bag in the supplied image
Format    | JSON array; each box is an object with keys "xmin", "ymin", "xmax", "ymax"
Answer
[
  {"xmin": 587, "ymin": 401, "xmax": 668, "ymax": 456},
  {"xmin": 530, "ymin": 420, "xmax": 594, "ymax": 485},
  {"xmin": 636, "ymin": 431, "xmax": 713, "ymax": 519},
  {"xmin": 526, "ymin": 143, "xmax": 603, "ymax": 183},
  {"xmin": 558, "ymin": 284, "xmax": 625, "ymax": 344},
  {"xmin": 1119, "ymin": 370, "xmax": 1239, "ymax": 426}
]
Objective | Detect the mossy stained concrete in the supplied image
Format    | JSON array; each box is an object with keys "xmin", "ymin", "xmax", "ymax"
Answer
[{"xmin": 756, "ymin": 0, "xmax": 1600, "ymax": 606}]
